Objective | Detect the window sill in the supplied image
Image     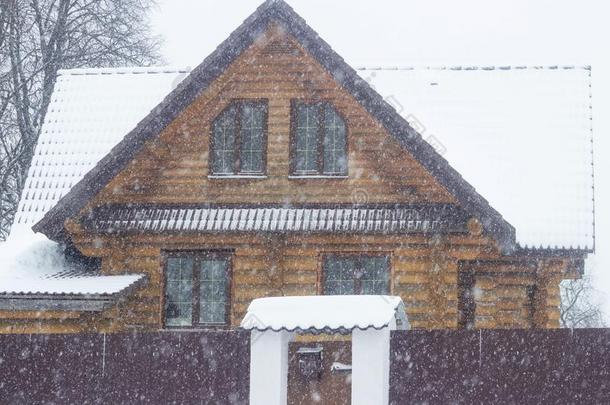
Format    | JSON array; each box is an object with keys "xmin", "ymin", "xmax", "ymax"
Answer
[
  {"xmin": 162, "ymin": 325, "xmax": 230, "ymax": 330},
  {"xmin": 208, "ymin": 174, "xmax": 268, "ymax": 179},
  {"xmin": 288, "ymin": 175, "xmax": 349, "ymax": 179}
]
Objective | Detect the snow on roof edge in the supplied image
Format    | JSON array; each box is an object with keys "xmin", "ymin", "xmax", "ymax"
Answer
[
  {"xmin": 240, "ymin": 295, "xmax": 408, "ymax": 332},
  {"xmin": 57, "ymin": 66, "xmax": 191, "ymax": 76},
  {"xmin": 0, "ymin": 228, "xmax": 147, "ymax": 296},
  {"xmin": 0, "ymin": 274, "xmax": 146, "ymax": 297},
  {"xmin": 355, "ymin": 65, "xmax": 592, "ymax": 71}
]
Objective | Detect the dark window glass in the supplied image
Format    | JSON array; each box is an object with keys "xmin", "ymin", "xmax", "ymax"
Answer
[
  {"xmin": 211, "ymin": 106, "xmax": 237, "ymax": 174},
  {"xmin": 239, "ymin": 103, "xmax": 266, "ymax": 173},
  {"xmin": 457, "ymin": 271, "xmax": 476, "ymax": 329},
  {"xmin": 211, "ymin": 101, "xmax": 267, "ymax": 175},
  {"xmin": 323, "ymin": 104, "xmax": 347, "ymax": 174},
  {"xmin": 526, "ymin": 285, "xmax": 538, "ymax": 328},
  {"xmin": 323, "ymin": 255, "xmax": 389, "ymax": 295},
  {"xmin": 165, "ymin": 257, "xmax": 194, "ymax": 327},
  {"xmin": 164, "ymin": 253, "xmax": 230, "ymax": 327},
  {"xmin": 295, "ymin": 103, "xmax": 320, "ymax": 173},
  {"xmin": 199, "ymin": 258, "xmax": 229, "ymax": 324},
  {"xmin": 292, "ymin": 101, "xmax": 347, "ymax": 176}
]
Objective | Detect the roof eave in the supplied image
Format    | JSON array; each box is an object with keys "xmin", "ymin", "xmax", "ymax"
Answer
[
  {"xmin": 0, "ymin": 293, "xmax": 119, "ymax": 312},
  {"xmin": 0, "ymin": 273, "xmax": 147, "ymax": 312}
]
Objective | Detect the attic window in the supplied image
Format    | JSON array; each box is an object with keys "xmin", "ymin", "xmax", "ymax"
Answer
[
  {"xmin": 290, "ymin": 101, "xmax": 347, "ymax": 176},
  {"xmin": 210, "ymin": 100, "xmax": 268, "ymax": 176}
]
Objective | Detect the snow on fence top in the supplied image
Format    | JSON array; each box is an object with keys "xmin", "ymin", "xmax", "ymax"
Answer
[
  {"xmin": 358, "ymin": 66, "xmax": 594, "ymax": 250},
  {"xmin": 10, "ymin": 66, "xmax": 594, "ymax": 250},
  {"xmin": 240, "ymin": 295, "xmax": 409, "ymax": 332}
]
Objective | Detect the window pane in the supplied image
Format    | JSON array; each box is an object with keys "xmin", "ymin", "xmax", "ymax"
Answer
[
  {"xmin": 240, "ymin": 103, "xmax": 266, "ymax": 173},
  {"xmin": 211, "ymin": 106, "xmax": 236, "ymax": 174},
  {"xmin": 360, "ymin": 256, "xmax": 390, "ymax": 294},
  {"xmin": 323, "ymin": 105, "xmax": 347, "ymax": 175},
  {"xmin": 325, "ymin": 280, "xmax": 355, "ymax": 295},
  {"xmin": 324, "ymin": 255, "xmax": 389, "ymax": 296},
  {"xmin": 199, "ymin": 258, "xmax": 228, "ymax": 324},
  {"xmin": 324, "ymin": 256, "xmax": 355, "ymax": 295},
  {"xmin": 294, "ymin": 103, "xmax": 319, "ymax": 173},
  {"xmin": 165, "ymin": 258, "xmax": 194, "ymax": 326}
]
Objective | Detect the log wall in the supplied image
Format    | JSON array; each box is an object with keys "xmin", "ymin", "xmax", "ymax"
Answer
[{"xmin": 0, "ymin": 26, "xmax": 573, "ymax": 333}]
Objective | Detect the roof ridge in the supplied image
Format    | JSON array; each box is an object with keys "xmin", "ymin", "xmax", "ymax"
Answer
[
  {"xmin": 356, "ymin": 65, "xmax": 592, "ymax": 71},
  {"xmin": 57, "ymin": 66, "xmax": 192, "ymax": 76}
]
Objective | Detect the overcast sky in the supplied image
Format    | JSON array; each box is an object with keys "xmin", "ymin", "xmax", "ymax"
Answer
[{"xmin": 151, "ymin": 0, "xmax": 610, "ymax": 318}]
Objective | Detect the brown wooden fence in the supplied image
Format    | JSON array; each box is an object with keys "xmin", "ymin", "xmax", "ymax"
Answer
[
  {"xmin": 390, "ymin": 328, "xmax": 610, "ymax": 404},
  {"xmin": 0, "ymin": 331, "xmax": 250, "ymax": 404}
]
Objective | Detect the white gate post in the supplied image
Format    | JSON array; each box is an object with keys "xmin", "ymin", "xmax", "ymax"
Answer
[
  {"xmin": 351, "ymin": 328, "xmax": 391, "ymax": 405},
  {"xmin": 249, "ymin": 330, "xmax": 293, "ymax": 405}
]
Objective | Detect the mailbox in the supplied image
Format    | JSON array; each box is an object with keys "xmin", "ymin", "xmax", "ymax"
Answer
[{"xmin": 296, "ymin": 346, "xmax": 324, "ymax": 380}]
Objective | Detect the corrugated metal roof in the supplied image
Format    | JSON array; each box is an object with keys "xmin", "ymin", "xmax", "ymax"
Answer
[
  {"xmin": 0, "ymin": 272, "xmax": 144, "ymax": 296},
  {"xmin": 0, "ymin": 229, "xmax": 145, "ymax": 296},
  {"xmin": 240, "ymin": 295, "xmax": 408, "ymax": 333},
  {"xmin": 12, "ymin": 67, "xmax": 189, "ymax": 227},
  {"xmin": 84, "ymin": 204, "xmax": 468, "ymax": 234}
]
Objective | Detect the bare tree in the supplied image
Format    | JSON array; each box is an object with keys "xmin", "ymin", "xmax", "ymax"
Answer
[
  {"xmin": 560, "ymin": 276, "xmax": 607, "ymax": 328},
  {"xmin": 0, "ymin": 0, "xmax": 161, "ymax": 239}
]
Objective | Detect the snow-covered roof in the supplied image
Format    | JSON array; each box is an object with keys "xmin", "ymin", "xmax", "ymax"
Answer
[
  {"xmin": 0, "ymin": 228, "xmax": 144, "ymax": 296},
  {"xmin": 12, "ymin": 64, "xmax": 593, "ymax": 250},
  {"xmin": 240, "ymin": 295, "xmax": 409, "ymax": 332},
  {"xmin": 2, "ymin": 68, "xmax": 183, "ymax": 300},
  {"xmin": 358, "ymin": 66, "xmax": 594, "ymax": 250},
  {"xmin": 12, "ymin": 67, "xmax": 189, "ymax": 227},
  {"xmin": 10, "ymin": 65, "xmax": 594, "ymax": 251}
]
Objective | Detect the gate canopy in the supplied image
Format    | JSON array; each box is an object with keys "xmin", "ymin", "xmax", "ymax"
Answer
[{"xmin": 240, "ymin": 295, "xmax": 409, "ymax": 333}]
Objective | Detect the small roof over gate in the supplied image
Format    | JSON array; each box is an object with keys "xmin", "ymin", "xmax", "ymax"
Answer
[{"xmin": 240, "ymin": 295, "xmax": 409, "ymax": 333}]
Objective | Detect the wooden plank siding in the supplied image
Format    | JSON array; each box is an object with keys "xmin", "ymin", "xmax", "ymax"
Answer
[{"xmin": 1, "ymin": 26, "xmax": 573, "ymax": 333}]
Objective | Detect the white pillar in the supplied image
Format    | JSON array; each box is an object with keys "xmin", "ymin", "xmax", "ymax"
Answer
[
  {"xmin": 351, "ymin": 328, "xmax": 391, "ymax": 405},
  {"xmin": 249, "ymin": 330, "xmax": 293, "ymax": 405}
]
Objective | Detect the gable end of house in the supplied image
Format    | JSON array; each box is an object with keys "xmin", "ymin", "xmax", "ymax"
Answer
[{"xmin": 32, "ymin": 0, "xmax": 516, "ymax": 252}]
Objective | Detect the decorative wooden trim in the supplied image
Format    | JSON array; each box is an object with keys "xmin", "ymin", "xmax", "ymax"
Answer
[{"xmin": 84, "ymin": 203, "xmax": 470, "ymax": 236}]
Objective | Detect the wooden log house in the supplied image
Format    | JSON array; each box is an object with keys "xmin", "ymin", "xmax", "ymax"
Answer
[{"xmin": 0, "ymin": 0, "xmax": 594, "ymax": 333}]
